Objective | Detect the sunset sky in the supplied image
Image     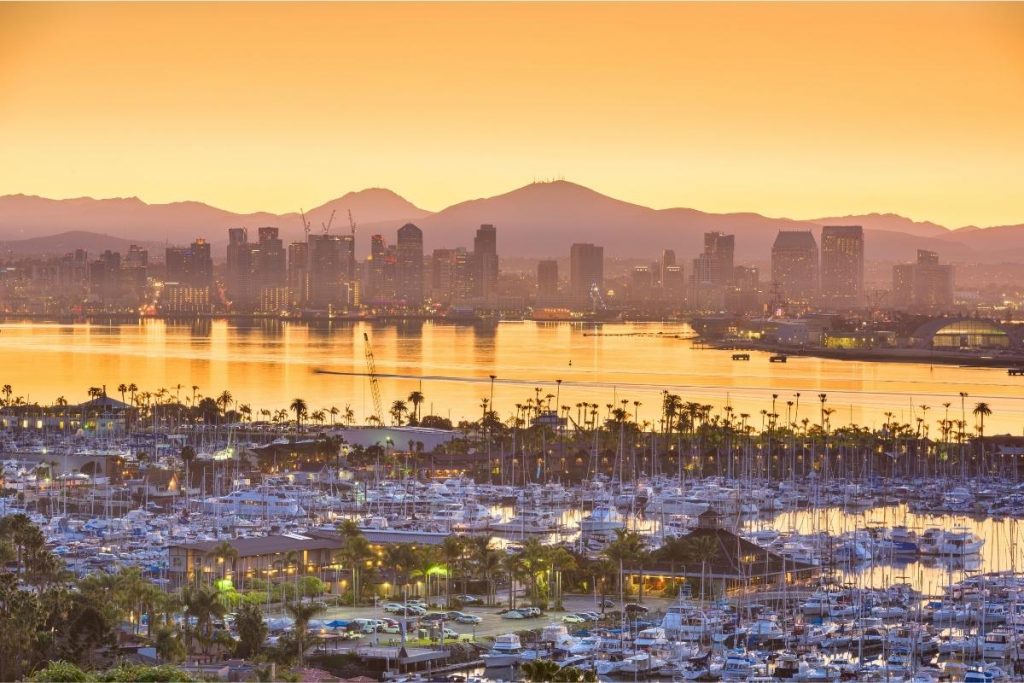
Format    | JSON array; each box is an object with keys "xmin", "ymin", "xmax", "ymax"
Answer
[{"xmin": 1, "ymin": 2, "xmax": 1022, "ymax": 227}]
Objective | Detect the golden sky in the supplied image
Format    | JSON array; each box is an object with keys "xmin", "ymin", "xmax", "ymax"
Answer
[{"xmin": 1, "ymin": 2, "xmax": 1022, "ymax": 227}]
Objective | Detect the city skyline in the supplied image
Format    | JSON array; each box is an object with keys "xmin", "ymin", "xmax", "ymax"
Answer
[{"xmin": 2, "ymin": 3, "xmax": 1023, "ymax": 227}]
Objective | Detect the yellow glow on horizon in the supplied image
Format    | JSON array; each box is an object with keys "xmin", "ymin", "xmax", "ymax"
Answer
[{"xmin": 1, "ymin": 2, "xmax": 1023, "ymax": 227}]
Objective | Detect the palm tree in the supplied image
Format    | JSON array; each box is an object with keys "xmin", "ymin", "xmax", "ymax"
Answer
[
  {"xmin": 603, "ymin": 528, "xmax": 646, "ymax": 597},
  {"xmin": 216, "ymin": 390, "xmax": 233, "ymax": 417},
  {"xmin": 336, "ymin": 520, "xmax": 372, "ymax": 605},
  {"xmin": 285, "ymin": 549, "xmax": 301, "ymax": 600},
  {"xmin": 117, "ymin": 383, "xmax": 128, "ymax": 404},
  {"xmin": 974, "ymin": 401, "xmax": 992, "ymax": 474},
  {"xmin": 290, "ymin": 397, "xmax": 308, "ymax": 431},
  {"xmin": 407, "ymin": 390, "xmax": 424, "ymax": 423},
  {"xmin": 441, "ymin": 535, "xmax": 465, "ymax": 606},
  {"xmin": 390, "ymin": 400, "xmax": 408, "ymax": 426},
  {"xmin": 284, "ymin": 600, "xmax": 325, "ymax": 667},
  {"xmin": 205, "ymin": 540, "xmax": 238, "ymax": 583},
  {"xmin": 329, "ymin": 405, "xmax": 339, "ymax": 426},
  {"xmin": 238, "ymin": 403, "xmax": 252, "ymax": 423},
  {"xmin": 181, "ymin": 584, "xmax": 226, "ymax": 656},
  {"xmin": 311, "ymin": 409, "xmax": 326, "ymax": 426}
]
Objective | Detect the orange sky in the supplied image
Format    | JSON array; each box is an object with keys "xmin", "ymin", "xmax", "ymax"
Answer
[{"xmin": 1, "ymin": 2, "xmax": 1022, "ymax": 227}]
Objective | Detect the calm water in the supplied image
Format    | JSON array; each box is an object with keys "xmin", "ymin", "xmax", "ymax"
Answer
[
  {"xmin": 757, "ymin": 505, "xmax": 1023, "ymax": 594},
  {"xmin": 2, "ymin": 319, "xmax": 1024, "ymax": 433}
]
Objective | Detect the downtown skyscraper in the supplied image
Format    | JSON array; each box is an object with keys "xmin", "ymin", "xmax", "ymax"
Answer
[{"xmin": 820, "ymin": 225, "xmax": 864, "ymax": 309}]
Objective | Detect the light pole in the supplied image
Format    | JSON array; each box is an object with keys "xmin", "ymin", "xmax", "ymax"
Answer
[{"xmin": 488, "ymin": 375, "xmax": 496, "ymax": 483}]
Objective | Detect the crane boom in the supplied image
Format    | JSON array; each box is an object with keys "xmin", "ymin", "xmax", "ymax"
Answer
[
  {"xmin": 363, "ymin": 332, "xmax": 384, "ymax": 425},
  {"xmin": 323, "ymin": 209, "xmax": 336, "ymax": 234}
]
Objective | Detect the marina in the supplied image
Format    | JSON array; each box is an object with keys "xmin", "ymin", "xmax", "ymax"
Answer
[{"xmin": 3, "ymin": 321, "xmax": 1024, "ymax": 680}]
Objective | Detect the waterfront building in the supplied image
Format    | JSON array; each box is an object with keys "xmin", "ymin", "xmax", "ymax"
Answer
[
  {"xmin": 307, "ymin": 233, "xmax": 351, "ymax": 310},
  {"xmin": 160, "ymin": 282, "xmax": 211, "ymax": 314},
  {"xmin": 771, "ymin": 230, "xmax": 819, "ymax": 305},
  {"xmin": 395, "ymin": 223, "xmax": 424, "ymax": 306},
  {"xmin": 569, "ymin": 242, "xmax": 603, "ymax": 302},
  {"xmin": 287, "ymin": 241, "xmax": 309, "ymax": 306},
  {"xmin": 820, "ymin": 225, "xmax": 864, "ymax": 309},
  {"xmin": 473, "ymin": 224, "xmax": 499, "ymax": 301},
  {"xmin": 165, "ymin": 239, "xmax": 213, "ymax": 288},
  {"xmin": 537, "ymin": 259, "xmax": 559, "ymax": 298},
  {"xmin": 692, "ymin": 232, "xmax": 735, "ymax": 286},
  {"xmin": 892, "ymin": 249, "xmax": 955, "ymax": 312}
]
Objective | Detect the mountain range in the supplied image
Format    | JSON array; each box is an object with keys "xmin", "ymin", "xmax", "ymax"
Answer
[{"xmin": 1, "ymin": 181, "xmax": 1022, "ymax": 263}]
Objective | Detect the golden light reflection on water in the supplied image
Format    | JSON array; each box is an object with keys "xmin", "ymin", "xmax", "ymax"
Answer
[
  {"xmin": 759, "ymin": 505, "xmax": 1024, "ymax": 593},
  {"xmin": 3, "ymin": 319, "xmax": 1023, "ymax": 434}
]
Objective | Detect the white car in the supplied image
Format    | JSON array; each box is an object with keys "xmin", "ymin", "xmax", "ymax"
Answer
[
  {"xmin": 501, "ymin": 609, "xmax": 526, "ymax": 619},
  {"xmin": 562, "ymin": 614, "xmax": 587, "ymax": 624},
  {"xmin": 383, "ymin": 603, "xmax": 407, "ymax": 614}
]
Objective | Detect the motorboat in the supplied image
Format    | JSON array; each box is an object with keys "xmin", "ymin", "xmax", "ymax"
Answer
[
  {"xmin": 481, "ymin": 633, "xmax": 524, "ymax": 667},
  {"xmin": 580, "ymin": 505, "xmax": 624, "ymax": 534}
]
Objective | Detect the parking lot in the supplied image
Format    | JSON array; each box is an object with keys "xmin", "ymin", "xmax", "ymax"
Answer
[{"xmin": 310, "ymin": 594, "xmax": 675, "ymax": 648}]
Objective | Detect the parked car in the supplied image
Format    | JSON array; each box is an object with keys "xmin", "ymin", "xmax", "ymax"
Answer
[
  {"xmin": 383, "ymin": 602, "xmax": 407, "ymax": 614},
  {"xmin": 582, "ymin": 611, "xmax": 602, "ymax": 621},
  {"xmin": 521, "ymin": 607, "xmax": 542, "ymax": 617},
  {"xmin": 562, "ymin": 614, "xmax": 587, "ymax": 623},
  {"xmin": 456, "ymin": 594, "xmax": 483, "ymax": 604},
  {"xmin": 624, "ymin": 603, "xmax": 649, "ymax": 614},
  {"xmin": 421, "ymin": 613, "xmax": 448, "ymax": 623},
  {"xmin": 455, "ymin": 613, "xmax": 482, "ymax": 625},
  {"xmin": 500, "ymin": 609, "xmax": 526, "ymax": 619},
  {"xmin": 598, "ymin": 598, "xmax": 615, "ymax": 608}
]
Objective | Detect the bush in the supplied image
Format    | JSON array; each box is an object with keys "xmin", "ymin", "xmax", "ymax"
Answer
[{"xmin": 29, "ymin": 661, "xmax": 93, "ymax": 682}]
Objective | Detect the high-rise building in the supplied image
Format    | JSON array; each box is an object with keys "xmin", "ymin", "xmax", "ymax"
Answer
[
  {"xmin": 660, "ymin": 249, "xmax": 677, "ymax": 286},
  {"xmin": 569, "ymin": 243, "xmax": 603, "ymax": 301},
  {"xmin": 537, "ymin": 259, "xmax": 559, "ymax": 298},
  {"xmin": 473, "ymin": 224, "xmax": 499, "ymax": 300},
  {"xmin": 256, "ymin": 227, "xmax": 287, "ymax": 288},
  {"xmin": 367, "ymin": 234, "xmax": 397, "ymax": 303},
  {"xmin": 892, "ymin": 249, "xmax": 954, "ymax": 311},
  {"xmin": 662, "ymin": 265, "xmax": 685, "ymax": 297},
  {"xmin": 692, "ymin": 233, "xmax": 735, "ymax": 286},
  {"xmin": 307, "ymin": 234, "xmax": 350, "ymax": 309},
  {"xmin": 88, "ymin": 250, "xmax": 123, "ymax": 305},
  {"xmin": 820, "ymin": 225, "xmax": 864, "ymax": 309},
  {"xmin": 430, "ymin": 248, "xmax": 455, "ymax": 303},
  {"xmin": 771, "ymin": 231, "xmax": 819, "ymax": 304},
  {"xmin": 630, "ymin": 265, "xmax": 655, "ymax": 300},
  {"xmin": 165, "ymin": 239, "xmax": 213, "ymax": 288},
  {"xmin": 226, "ymin": 228, "xmax": 255, "ymax": 307},
  {"xmin": 395, "ymin": 223, "xmax": 424, "ymax": 306},
  {"xmin": 287, "ymin": 242, "xmax": 309, "ymax": 306},
  {"xmin": 726, "ymin": 265, "xmax": 761, "ymax": 314}
]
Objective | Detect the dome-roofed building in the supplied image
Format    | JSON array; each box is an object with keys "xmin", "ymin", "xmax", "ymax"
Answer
[{"xmin": 909, "ymin": 317, "xmax": 1023, "ymax": 351}]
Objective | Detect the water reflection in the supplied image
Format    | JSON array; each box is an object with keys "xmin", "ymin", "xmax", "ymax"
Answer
[{"xmin": 2, "ymin": 320, "xmax": 1023, "ymax": 431}]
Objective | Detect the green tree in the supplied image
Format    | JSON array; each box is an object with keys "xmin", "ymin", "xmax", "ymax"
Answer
[
  {"xmin": 290, "ymin": 397, "xmax": 308, "ymax": 431},
  {"xmin": 233, "ymin": 602, "xmax": 268, "ymax": 659},
  {"xmin": 284, "ymin": 600, "xmax": 325, "ymax": 667}
]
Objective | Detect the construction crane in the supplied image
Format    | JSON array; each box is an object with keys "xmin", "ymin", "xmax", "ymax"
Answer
[
  {"xmin": 322, "ymin": 209, "xmax": 336, "ymax": 235},
  {"xmin": 363, "ymin": 332, "xmax": 384, "ymax": 425},
  {"xmin": 347, "ymin": 209, "xmax": 357, "ymax": 241},
  {"xmin": 299, "ymin": 209, "xmax": 311, "ymax": 241}
]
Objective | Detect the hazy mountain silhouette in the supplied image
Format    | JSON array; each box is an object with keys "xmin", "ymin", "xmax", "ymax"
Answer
[
  {"xmin": 0, "ymin": 189, "xmax": 428, "ymax": 247},
  {"xmin": 1, "ymin": 180, "xmax": 1021, "ymax": 262},
  {"xmin": 0, "ymin": 230, "xmax": 165, "ymax": 256}
]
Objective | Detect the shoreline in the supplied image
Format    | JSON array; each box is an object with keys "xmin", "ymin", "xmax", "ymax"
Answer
[{"xmin": 708, "ymin": 340, "xmax": 1024, "ymax": 369}]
